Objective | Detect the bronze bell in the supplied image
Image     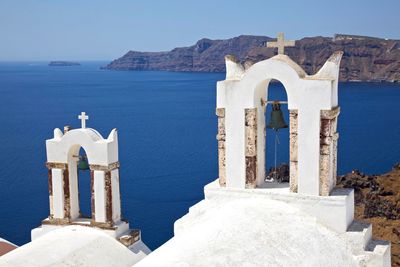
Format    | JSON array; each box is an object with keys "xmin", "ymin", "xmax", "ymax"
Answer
[
  {"xmin": 267, "ymin": 102, "xmax": 288, "ymax": 131},
  {"xmin": 78, "ymin": 155, "xmax": 89, "ymax": 171}
]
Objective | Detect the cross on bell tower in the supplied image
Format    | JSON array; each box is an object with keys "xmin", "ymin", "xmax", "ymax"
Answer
[
  {"xmin": 267, "ymin": 32, "xmax": 295, "ymax": 55},
  {"xmin": 78, "ymin": 112, "xmax": 89, "ymax": 129}
]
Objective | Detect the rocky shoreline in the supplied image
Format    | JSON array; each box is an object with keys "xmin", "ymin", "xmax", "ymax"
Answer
[{"xmin": 105, "ymin": 34, "xmax": 400, "ymax": 83}]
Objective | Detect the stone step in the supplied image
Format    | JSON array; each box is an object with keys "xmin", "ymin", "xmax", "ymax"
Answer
[
  {"xmin": 364, "ymin": 240, "xmax": 391, "ymax": 267},
  {"xmin": 174, "ymin": 200, "xmax": 209, "ymax": 235},
  {"xmin": 344, "ymin": 221, "xmax": 391, "ymax": 267},
  {"xmin": 345, "ymin": 221, "xmax": 372, "ymax": 253}
]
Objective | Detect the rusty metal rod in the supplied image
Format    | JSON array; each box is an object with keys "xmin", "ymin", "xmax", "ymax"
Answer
[{"xmin": 266, "ymin": 101, "xmax": 288, "ymax": 104}]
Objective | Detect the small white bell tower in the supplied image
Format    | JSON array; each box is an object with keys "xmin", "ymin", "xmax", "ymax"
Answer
[{"xmin": 31, "ymin": 113, "xmax": 142, "ymax": 249}]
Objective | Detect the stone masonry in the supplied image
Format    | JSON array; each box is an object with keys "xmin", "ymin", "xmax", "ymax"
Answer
[
  {"xmin": 245, "ymin": 108, "xmax": 257, "ymax": 188},
  {"xmin": 319, "ymin": 107, "xmax": 340, "ymax": 196},
  {"xmin": 289, "ymin": 110, "xmax": 298, "ymax": 193},
  {"xmin": 216, "ymin": 108, "xmax": 226, "ymax": 187}
]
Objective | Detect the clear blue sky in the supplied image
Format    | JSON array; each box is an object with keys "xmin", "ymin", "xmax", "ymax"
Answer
[{"xmin": 1, "ymin": 0, "xmax": 399, "ymax": 61}]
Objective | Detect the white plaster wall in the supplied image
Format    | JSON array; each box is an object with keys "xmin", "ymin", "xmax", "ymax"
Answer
[
  {"xmin": 46, "ymin": 128, "xmax": 119, "ymax": 166},
  {"xmin": 111, "ymin": 169, "xmax": 121, "ymax": 222},
  {"xmin": 216, "ymin": 54, "xmax": 342, "ymax": 195},
  {"xmin": 255, "ymin": 81, "xmax": 267, "ymax": 186},
  {"xmin": 51, "ymin": 169, "xmax": 64, "ymax": 219},
  {"xmin": 94, "ymin": 171, "xmax": 106, "ymax": 222},
  {"xmin": 297, "ymin": 106, "xmax": 321, "ymax": 194},
  {"xmin": 204, "ymin": 180, "xmax": 354, "ymax": 233}
]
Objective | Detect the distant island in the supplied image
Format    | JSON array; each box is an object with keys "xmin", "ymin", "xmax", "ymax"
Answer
[
  {"xmin": 104, "ymin": 34, "xmax": 400, "ymax": 83},
  {"xmin": 49, "ymin": 61, "xmax": 81, "ymax": 66}
]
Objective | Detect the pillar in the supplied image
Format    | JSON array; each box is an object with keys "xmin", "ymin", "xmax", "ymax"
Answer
[
  {"xmin": 319, "ymin": 107, "xmax": 340, "ymax": 196},
  {"xmin": 45, "ymin": 162, "xmax": 70, "ymax": 224},
  {"xmin": 216, "ymin": 108, "xmax": 226, "ymax": 187},
  {"xmin": 289, "ymin": 110, "xmax": 299, "ymax": 193},
  {"xmin": 245, "ymin": 108, "xmax": 257, "ymax": 188},
  {"xmin": 89, "ymin": 162, "xmax": 121, "ymax": 227}
]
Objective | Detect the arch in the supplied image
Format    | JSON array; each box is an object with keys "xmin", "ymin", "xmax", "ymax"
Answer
[
  {"xmin": 252, "ymin": 77, "xmax": 295, "ymax": 187},
  {"xmin": 66, "ymin": 145, "xmax": 92, "ymax": 220},
  {"xmin": 47, "ymin": 128, "xmax": 118, "ymax": 166}
]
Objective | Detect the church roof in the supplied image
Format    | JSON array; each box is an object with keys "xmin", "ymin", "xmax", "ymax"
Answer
[
  {"xmin": 137, "ymin": 197, "xmax": 357, "ymax": 266},
  {"xmin": 0, "ymin": 226, "xmax": 147, "ymax": 267},
  {"xmin": 0, "ymin": 238, "xmax": 17, "ymax": 257}
]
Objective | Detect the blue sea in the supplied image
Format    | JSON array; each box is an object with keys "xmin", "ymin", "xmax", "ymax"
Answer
[{"xmin": 0, "ymin": 62, "xmax": 399, "ymax": 250}]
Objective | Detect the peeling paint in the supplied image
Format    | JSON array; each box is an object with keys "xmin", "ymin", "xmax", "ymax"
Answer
[
  {"xmin": 119, "ymin": 229, "xmax": 141, "ymax": 247},
  {"xmin": 245, "ymin": 108, "xmax": 257, "ymax": 188},
  {"xmin": 216, "ymin": 108, "xmax": 226, "ymax": 187},
  {"xmin": 104, "ymin": 171, "xmax": 113, "ymax": 225},
  {"xmin": 289, "ymin": 110, "xmax": 298, "ymax": 193},
  {"xmin": 319, "ymin": 108, "xmax": 340, "ymax": 196},
  {"xmin": 89, "ymin": 162, "xmax": 120, "ymax": 172},
  {"xmin": 63, "ymin": 169, "xmax": 71, "ymax": 220}
]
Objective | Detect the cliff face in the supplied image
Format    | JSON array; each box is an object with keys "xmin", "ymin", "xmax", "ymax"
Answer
[{"xmin": 105, "ymin": 34, "xmax": 400, "ymax": 82}]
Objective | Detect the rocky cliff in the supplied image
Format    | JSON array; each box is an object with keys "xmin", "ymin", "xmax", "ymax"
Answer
[
  {"xmin": 105, "ymin": 34, "xmax": 400, "ymax": 82},
  {"xmin": 337, "ymin": 164, "xmax": 400, "ymax": 266}
]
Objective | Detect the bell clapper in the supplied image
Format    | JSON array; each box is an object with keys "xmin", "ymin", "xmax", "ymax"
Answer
[{"xmin": 73, "ymin": 154, "xmax": 89, "ymax": 170}]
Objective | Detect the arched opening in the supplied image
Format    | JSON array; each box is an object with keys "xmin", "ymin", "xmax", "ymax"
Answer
[
  {"xmin": 67, "ymin": 145, "xmax": 91, "ymax": 222},
  {"xmin": 264, "ymin": 80, "xmax": 290, "ymax": 187},
  {"xmin": 77, "ymin": 147, "xmax": 91, "ymax": 217}
]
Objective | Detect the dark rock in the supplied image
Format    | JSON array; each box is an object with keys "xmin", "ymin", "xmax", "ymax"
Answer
[
  {"xmin": 364, "ymin": 192, "xmax": 399, "ymax": 220},
  {"xmin": 266, "ymin": 163, "xmax": 289, "ymax": 183},
  {"xmin": 393, "ymin": 162, "xmax": 400, "ymax": 170},
  {"xmin": 337, "ymin": 169, "xmax": 400, "ymax": 220},
  {"xmin": 49, "ymin": 61, "xmax": 81, "ymax": 66}
]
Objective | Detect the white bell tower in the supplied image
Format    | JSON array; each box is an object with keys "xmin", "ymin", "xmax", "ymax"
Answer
[{"xmin": 31, "ymin": 113, "xmax": 142, "ymax": 249}]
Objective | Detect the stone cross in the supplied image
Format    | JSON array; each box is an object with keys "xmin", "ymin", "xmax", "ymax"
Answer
[
  {"xmin": 267, "ymin": 32, "xmax": 295, "ymax": 55},
  {"xmin": 78, "ymin": 112, "xmax": 89, "ymax": 129}
]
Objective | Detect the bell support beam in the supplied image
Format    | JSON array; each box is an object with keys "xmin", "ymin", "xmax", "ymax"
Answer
[{"xmin": 261, "ymin": 98, "xmax": 288, "ymax": 107}]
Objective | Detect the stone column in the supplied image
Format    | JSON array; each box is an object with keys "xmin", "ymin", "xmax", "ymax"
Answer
[
  {"xmin": 45, "ymin": 162, "xmax": 71, "ymax": 224},
  {"xmin": 245, "ymin": 108, "xmax": 257, "ymax": 189},
  {"xmin": 319, "ymin": 107, "xmax": 340, "ymax": 196},
  {"xmin": 216, "ymin": 108, "xmax": 226, "ymax": 187},
  {"xmin": 289, "ymin": 110, "xmax": 299, "ymax": 193},
  {"xmin": 104, "ymin": 170, "xmax": 113, "ymax": 225},
  {"xmin": 89, "ymin": 162, "xmax": 120, "ymax": 228},
  {"xmin": 62, "ymin": 168, "xmax": 71, "ymax": 219}
]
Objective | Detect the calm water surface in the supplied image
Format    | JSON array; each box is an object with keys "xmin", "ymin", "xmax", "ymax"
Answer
[{"xmin": 0, "ymin": 62, "xmax": 399, "ymax": 249}]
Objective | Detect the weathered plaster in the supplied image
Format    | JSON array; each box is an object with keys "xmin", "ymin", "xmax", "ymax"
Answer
[
  {"xmin": 216, "ymin": 108, "xmax": 226, "ymax": 187},
  {"xmin": 289, "ymin": 110, "xmax": 298, "ymax": 192},
  {"xmin": 105, "ymin": 171, "xmax": 113, "ymax": 226},
  {"xmin": 245, "ymin": 108, "xmax": 257, "ymax": 189},
  {"xmin": 319, "ymin": 107, "xmax": 340, "ymax": 196}
]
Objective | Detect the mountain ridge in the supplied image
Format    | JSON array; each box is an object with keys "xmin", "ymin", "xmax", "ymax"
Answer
[{"xmin": 104, "ymin": 34, "xmax": 400, "ymax": 82}]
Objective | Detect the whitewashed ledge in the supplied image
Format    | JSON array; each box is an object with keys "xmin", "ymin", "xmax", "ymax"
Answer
[{"xmin": 203, "ymin": 179, "xmax": 354, "ymax": 233}]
